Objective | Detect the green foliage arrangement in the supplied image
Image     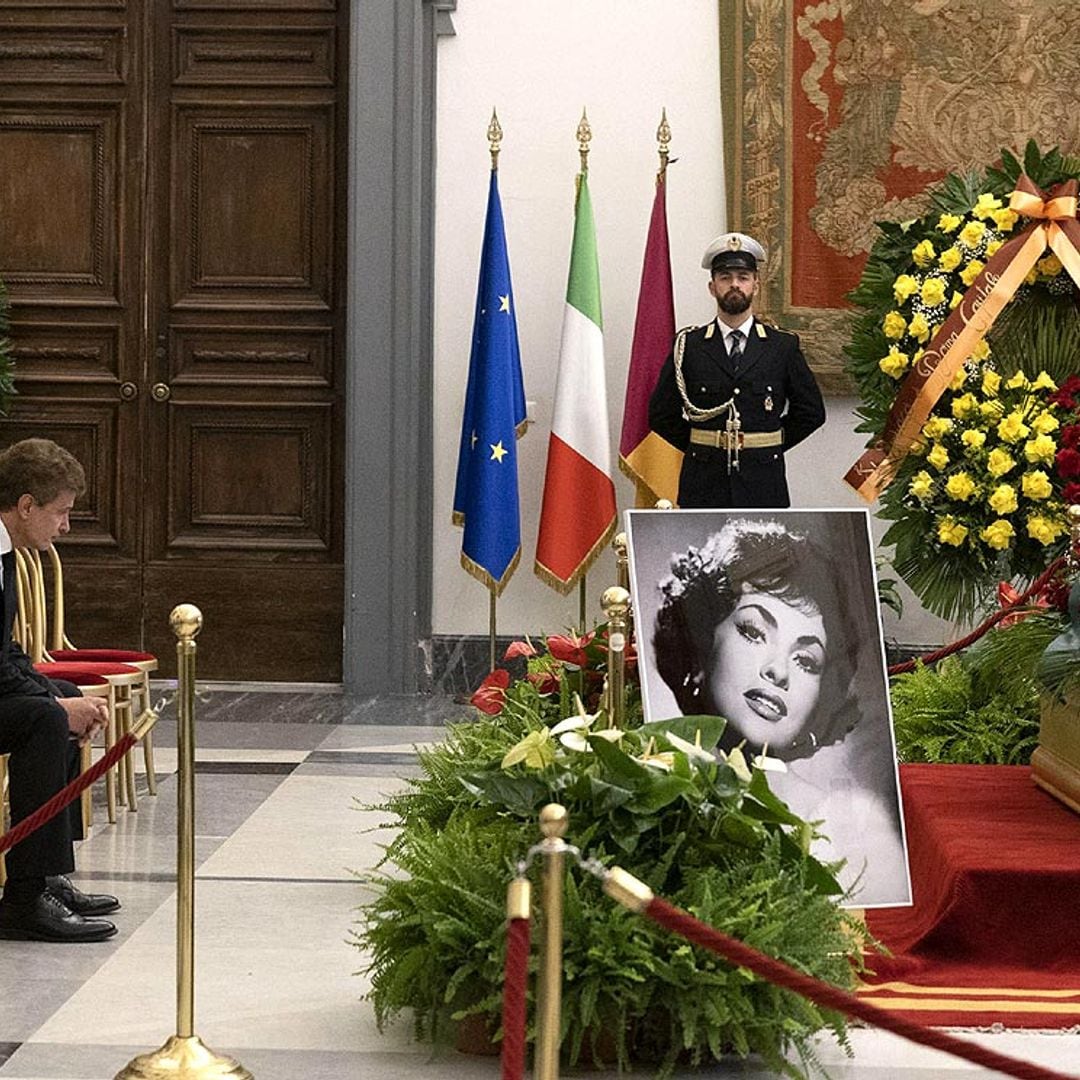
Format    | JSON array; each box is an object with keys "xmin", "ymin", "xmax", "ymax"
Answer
[
  {"xmin": 354, "ymin": 636, "xmax": 868, "ymax": 1079},
  {"xmin": 846, "ymin": 142, "xmax": 1080, "ymax": 622},
  {"xmin": 0, "ymin": 277, "xmax": 15, "ymax": 416},
  {"xmin": 888, "ymin": 612, "xmax": 1063, "ymax": 765}
]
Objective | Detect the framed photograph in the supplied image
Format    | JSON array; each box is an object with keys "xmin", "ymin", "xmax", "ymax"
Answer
[{"xmin": 626, "ymin": 508, "xmax": 912, "ymax": 909}]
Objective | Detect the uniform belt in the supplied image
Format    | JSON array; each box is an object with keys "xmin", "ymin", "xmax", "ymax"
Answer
[{"xmin": 689, "ymin": 428, "xmax": 783, "ymax": 450}]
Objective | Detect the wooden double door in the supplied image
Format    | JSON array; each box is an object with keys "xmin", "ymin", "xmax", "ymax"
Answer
[{"xmin": 0, "ymin": 0, "xmax": 347, "ymax": 680}]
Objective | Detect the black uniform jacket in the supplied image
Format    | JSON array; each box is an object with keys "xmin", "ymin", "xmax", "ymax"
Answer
[{"xmin": 648, "ymin": 318, "xmax": 826, "ymax": 508}]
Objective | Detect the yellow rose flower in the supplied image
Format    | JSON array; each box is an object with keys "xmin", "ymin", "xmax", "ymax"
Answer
[
  {"xmin": 987, "ymin": 484, "xmax": 1018, "ymax": 515},
  {"xmin": 1032, "ymin": 411, "xmax": 1059, "ymax": 435},
  {"xmin": 1031, "ymin": 371, "xmax": 1057, "ymax": 392},
  {"xmin": 1038, "ymin": 254, "xmax": 1064, "ymax": 277},
  {"xmin": 972, "ymin": 193, "xmax": 1003, "ymax": 219},
  {"xmin": 1005, "ymin": 371, "xmax": 1029, "ymax": 390},
  {"xmin": 950, "ymin": 291, "xmax": 964, "ymax": 310},
  {"xmin": 949, "ymin": 365, "xmax": 968, "ymax": 390},
  {"xmin": 938, "ymin": 247, "xmax": 962, "ymax": 272},
  {"xmin": 1024, "ymin": 266, "xmax": 1038, "ymax": 285},
  {"xmin": 986, "ymin": 447, "xmax": 1016, "ymax": 477},
  {"xmin": 945, "ymin": 471, "xmax": 977, "ymax": 501},
  {"xmin": 938, "ymin": 213, "xmax": 963, "ymax": 233},
  {"xmin": 985, "ymin": 240, "xmax": 1003, "ymax": 257},
  {"xmin": 951, "ymin": 392, "xmax": 978, "ymax": 419},
  {"xmin": 938, "ymin": 516, "xmax": 969, "ymax": 547},
  {"xmin": 1022, "ymin": 470, "xmax": 1053, "ymax": 500},
  {"xmin": 927, "ymin": 443, "xmax": 950, "ymax": 471},
  {"xmin": 981, "ymin": 369, "xmax": 1002, "ymax": 396},
  {"xmin": 883, "ymin": 310, "xmax": 907, "ymax": 339},
  {"xmin": 959, "ymin": 220, "xmax": 987, "ymax": 249},
  {"xmin": 893, "ymin": 274, "xmax": 919, "ymax": 303},
  {"xmin": 908, "ymin": 312, "xmax": 931, "ymax": 343},
  {"xmin": 1024, "ymin": 433, "xmax": 1056, "ymax": 464},
  {"xmin": 992, "ymin": 208, "xmax": 1018, "ymax": 232},
  {"xmin": 997, "ymin": 410, "xmax": 1030, "ymax": 443},
  {"xmin": 981, "ymin": 518, "xmax": 1015, "ymax": 550},
  {"xmin": 960, "ymin": 259, "xmax": 985, "ymax": 286},
  {"xmin": 908, "ymin": 470, "xmax": 934, "ymax": 501},
  {"xmin": 971, "ymin": 338, "xmax": 991, "ymax": 362},
  {"xmin": 1027, "ymin": 514, "xmax": 1066, "ymax": 546},
  {"xmin": 922, "ymin": 416, "xmax": 953, "ymax": 440},
  {"xmin": 912, "ymin": 239, "xmax": 936, "ymax": 267},
  {"xmin": 980, "ymin": 400, "xmax": 1003, "ymax": 421},
  {"xmin": 878, "ymin": 346, "xmax": 909, "ymax": 379},
  {"xmin": 918, "ymin": 277, "xmax": 946, "ymax": 307},
  {"xmin": 961, "ymin": 428, "xmax": 987, "ymax": 452}
]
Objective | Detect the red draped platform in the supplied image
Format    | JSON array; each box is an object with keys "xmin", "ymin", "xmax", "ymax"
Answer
[{"xmin": 860, "ymin": 764, "xmax": 1080, "ymax": 1028}]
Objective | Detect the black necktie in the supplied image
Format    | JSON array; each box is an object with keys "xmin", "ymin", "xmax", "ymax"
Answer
[{"xmin": 727, "ymin": 329, "xmax": 744, "ymax": 368}]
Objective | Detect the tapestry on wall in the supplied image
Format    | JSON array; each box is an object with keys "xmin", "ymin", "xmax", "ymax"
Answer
[{"xmin": 719, "ymin": 0, "xmax": 1080, "ymax": 392}]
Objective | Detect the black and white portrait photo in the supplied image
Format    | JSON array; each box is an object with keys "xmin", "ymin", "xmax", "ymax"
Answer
[{"xmin": 626, "ymin": 509, "xmax": 912, "ymax": 909}]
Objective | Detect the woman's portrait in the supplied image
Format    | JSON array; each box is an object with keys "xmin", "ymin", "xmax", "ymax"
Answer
[{"xmin": 627, "ymin": 509, "xmax": 911, "ymax": 908}]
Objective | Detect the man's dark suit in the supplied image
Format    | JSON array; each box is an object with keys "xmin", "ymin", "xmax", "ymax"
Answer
[
  {"xmin": 0, "ymin": 549, "xmax": 78, "ymax": 881},
  {"xmin": 648, "ymin": 318, "xmax": 826, "ymax": 508}
]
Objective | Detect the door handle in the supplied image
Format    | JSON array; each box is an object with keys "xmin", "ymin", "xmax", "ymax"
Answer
[
  {"xmin": 151, "ymin": 383, "xmax": 171, "ymax": 402},
  {"xmin": 119, "ymin": 382, "xmax": 138, "ymax": 401}
]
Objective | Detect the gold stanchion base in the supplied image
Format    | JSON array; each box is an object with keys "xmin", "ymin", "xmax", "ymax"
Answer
[{"xmin": 115, "ymin": 1035, "xmax": 253, "ymax": 1079}]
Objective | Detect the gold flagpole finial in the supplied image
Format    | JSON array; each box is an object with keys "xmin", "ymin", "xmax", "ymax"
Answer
[
  {"xmin": 657, "ymin": 107, "xmax": 671, "ymax": 178},
  {"xmin": 576, "ymin": 108, "xmax": 592, "ymax": 173},
  {"xmin": 488, "ymin": 108, "xmax": 503, "ymax": 170}
]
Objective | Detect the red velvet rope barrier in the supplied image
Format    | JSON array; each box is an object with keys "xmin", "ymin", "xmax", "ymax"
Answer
[
  {"xmin": 500, "ymin": 916, "xmax": 530, "ymax": 1080},
  {"xmin": 0, "ymin": 732, "xmax": 138, "ymax": 857},
  {"xmin": 644, "ymin": 895, "xmax": 1075, "ymax": 1080},
  {"xmin": 887, "ymin": 555, "xmax": 1068, "ymax": 676}
]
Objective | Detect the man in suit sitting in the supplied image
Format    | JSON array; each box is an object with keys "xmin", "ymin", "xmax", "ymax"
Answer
[
  {"xmin": 0, "ymin": 438, "xmax": 121, "ymax": 942},
  {"xmin": 648, "ymin": 232, "xmax": 826, "ymax": 508}
]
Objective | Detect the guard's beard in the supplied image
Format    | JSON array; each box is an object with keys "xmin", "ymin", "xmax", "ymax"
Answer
[{"xmin": 718, "ymin": 289, "xmax": 752, "ymax": 316}]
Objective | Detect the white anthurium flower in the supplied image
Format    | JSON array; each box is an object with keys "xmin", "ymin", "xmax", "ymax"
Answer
[
  {"xmin": 663, "ymin": 730, "xmax": 716, "ymax": 765},
  {"xmin": 725, "ymin": 744, "xmax": 753, "ymax": 783},
  {"xmin": 550, "ymin": 711, "xmax": 622, "ymax": 752},
  {"xmin": 637, "ymin": 736, "xmax": 675, "ymax": 771},
  {"xmin": 751, "ymin": 744, "xmax": 788, "ymax": 773}
]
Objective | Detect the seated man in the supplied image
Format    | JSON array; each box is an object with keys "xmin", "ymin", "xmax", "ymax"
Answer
[{"xmin": 0, "ymin": 438, "xmax": 121, "ymax": 942}]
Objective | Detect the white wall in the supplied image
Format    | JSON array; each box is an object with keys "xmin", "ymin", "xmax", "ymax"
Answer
[{"xmin": 432, "ymin": 1, "xmax": 952, "ymax": 648}]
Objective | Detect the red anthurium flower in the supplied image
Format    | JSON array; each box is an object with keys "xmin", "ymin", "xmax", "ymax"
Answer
[
  {"xmin": 503, "ymin": 639, "xmax": 537, "ymax": 660},
  {"xmin": 470, "ymin": 668, "xmax": 510, "ymax": 715},
  {"xmin": 546, "ymin": 632, "xmax": 594, "ymax": 667},
  {"xmin": 996, "ymin": 581, "xmax": 1050, "ymax": 628},
  {"xmin": 527, "ymin": 670, "xmax": 560, "ymax": 695}
]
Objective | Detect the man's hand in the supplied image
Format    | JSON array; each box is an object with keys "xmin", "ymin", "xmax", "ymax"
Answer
[{"xmin": 57, "ymin": 695, "xmax": 109, "ymax": 745}]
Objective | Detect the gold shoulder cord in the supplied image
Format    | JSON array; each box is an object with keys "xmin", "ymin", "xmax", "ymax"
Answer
[{"xmin": 673, "ymin": 327, "xmax": 739, "ymax": 423}]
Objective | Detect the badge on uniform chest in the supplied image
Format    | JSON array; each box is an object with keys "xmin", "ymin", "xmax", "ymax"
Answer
[{"xmin": 764, "ymin": 385, "xmax": 774, "ymax": 412}]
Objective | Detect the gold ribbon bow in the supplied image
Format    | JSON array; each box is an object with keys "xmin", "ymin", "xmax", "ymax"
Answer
[{"xmin": 845, "ymin": 176, "xmax": 1080, "ymax": 503}]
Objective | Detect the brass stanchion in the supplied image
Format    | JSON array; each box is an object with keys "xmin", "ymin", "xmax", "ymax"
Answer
[
  {"xmin": 611, "ymin": 532, "xmax": 634, "ymax": 646},
  {"xmin": 601, "ymin": 587, "xmax": 629, "ymax": 731},
  {"xmin": 534, "ymin": 804, "xmax": 568, "ymax": 1080},
  {"xmin": 116, "ymin": 605, "xmax": 252, "ymax": 1080}
]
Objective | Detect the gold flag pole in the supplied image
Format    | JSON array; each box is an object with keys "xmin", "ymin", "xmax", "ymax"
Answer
[
  {"xmin": 576, "ymin": 107, "xmax": 591, "ymax": 176},
  {"xmin": 656, "ymin": 106, "xmax": 671, "ymax": 182},
  {"xmin": 534, "ymin": 804, "xmax": 569, "ymax": 1080},
  {"xmin": 601, "ymin": 587, "xmax": 630, "ymax": 730},
  {"xmin": 116, "ymin": 606, "xmax": 252, "ymax": 1080},
  {"xmin": 487, "ymin": 107, "xmax": 503, "ymax": 673}
]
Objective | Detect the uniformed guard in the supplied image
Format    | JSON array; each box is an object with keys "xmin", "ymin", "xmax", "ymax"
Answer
[{"xmin": 647, "ymin": 231, "xmax": 825, "ymax": 508}]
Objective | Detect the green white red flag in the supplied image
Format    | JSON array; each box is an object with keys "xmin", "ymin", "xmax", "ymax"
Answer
[{"xmin": 535, "ymin": 172, "xmax": 617, "ymax": 593}]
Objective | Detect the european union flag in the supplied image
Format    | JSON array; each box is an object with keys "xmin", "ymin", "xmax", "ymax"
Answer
[{"xmin": 452, "ymin": 168, "xmax": 527, "ymax": 594}]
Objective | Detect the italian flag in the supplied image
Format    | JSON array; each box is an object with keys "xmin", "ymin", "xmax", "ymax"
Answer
[{"xmin": 535, "ymin": 172, "xmax": 617, "ymax": 593}]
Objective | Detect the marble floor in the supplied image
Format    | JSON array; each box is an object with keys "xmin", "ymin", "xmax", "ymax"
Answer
[{"xmin": 1, "ymin": 688, "xmax": 1078, "ymax": 1080}]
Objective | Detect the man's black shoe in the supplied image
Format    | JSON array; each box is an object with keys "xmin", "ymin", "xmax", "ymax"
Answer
[
  {"xmin": 0, "ymin": 892, "xmax": 117, "ymax": 942},
  {"xmin": 45, "ymin": 874, "xmax": 121, "ymax": 916}
]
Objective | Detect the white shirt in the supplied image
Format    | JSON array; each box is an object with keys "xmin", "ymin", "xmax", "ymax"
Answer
[{"xmin": 0, "ymin": 518, "xmax": 10, "ymax": 592}]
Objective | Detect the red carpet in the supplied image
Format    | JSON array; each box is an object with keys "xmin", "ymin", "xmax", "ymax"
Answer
[{"xmin": 860, "ymin": 764, "xmax": 1080, "ymax": 1028}]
